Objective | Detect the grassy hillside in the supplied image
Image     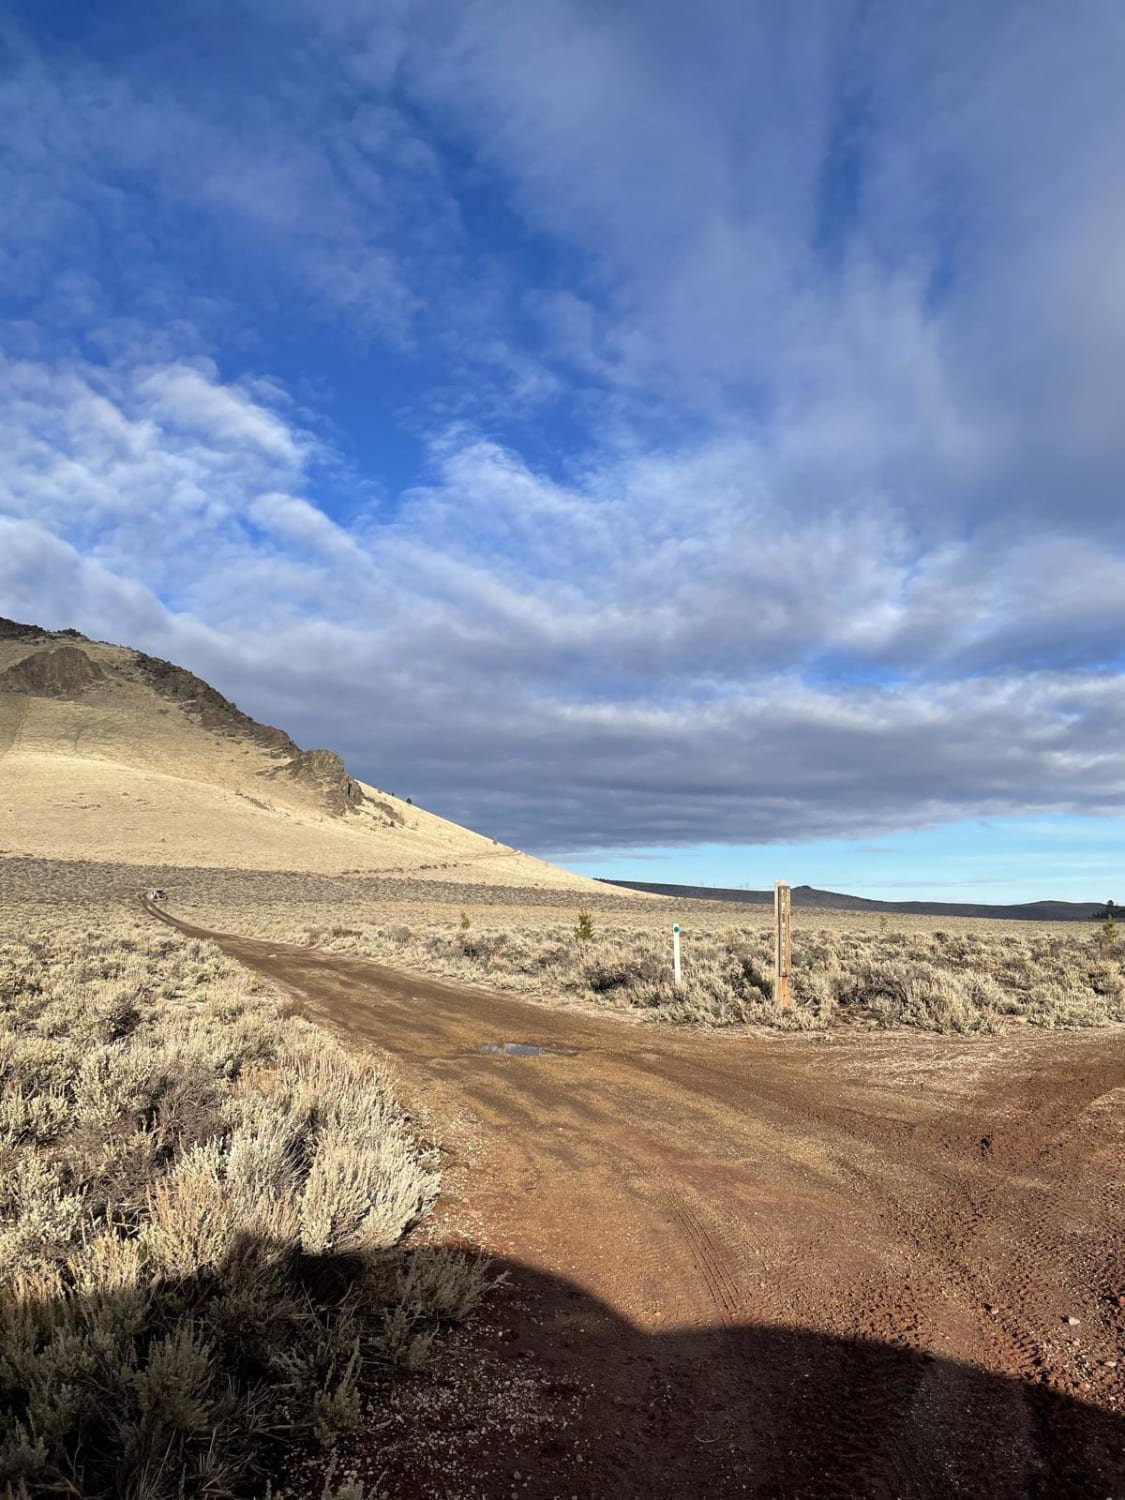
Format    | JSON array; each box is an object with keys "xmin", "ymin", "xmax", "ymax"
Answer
[{"xmin": 0, "ymin": 618, "xmax": 600, "ymax": 892}]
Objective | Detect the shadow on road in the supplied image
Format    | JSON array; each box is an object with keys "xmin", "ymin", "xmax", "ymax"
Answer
[
  {"xmin": 6, "ymin": 1230, "xmax": 1120, "ymax": 1498},
  {"xmin": 378, "ymin": 1259, "xmax": 1125, "ymax": 1500},
  {"xmin": 130, "ymin": 900, "xmax": 1125, "ymax": 1496}
]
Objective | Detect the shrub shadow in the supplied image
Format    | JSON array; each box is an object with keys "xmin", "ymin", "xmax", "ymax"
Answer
[{"xmin": 0, "ymin": 1233, "xmax": 471, "ymax": 1499}]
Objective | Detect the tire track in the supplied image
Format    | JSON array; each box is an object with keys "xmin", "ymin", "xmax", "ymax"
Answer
[
  {"xmin": 825, "ymin": 1060, "xmax": 1125, "ymax": 1391},
  {"xmin": 661, "ymin": 1188, "xmax": 744, "ymax": 1325},
  {"xmin": 143, "ymin": 902, "xmax": 1125, "ymax": 1498}
]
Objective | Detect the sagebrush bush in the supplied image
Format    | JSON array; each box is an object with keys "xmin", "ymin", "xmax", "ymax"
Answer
[
  {"xmin": 211, "ymin": 912, "xmax": 1125, "ymax": 1035},
  {"xmin": 0, "ymin": 928, "xmax": 491, "ymax": 1500}
]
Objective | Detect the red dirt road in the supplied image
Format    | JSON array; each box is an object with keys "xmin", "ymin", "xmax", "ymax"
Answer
[{"xmin": 159, "ymin": 909, "xmax": 1125, "ymax": 1497}]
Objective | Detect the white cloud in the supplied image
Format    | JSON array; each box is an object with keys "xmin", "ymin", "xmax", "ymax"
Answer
[
  {"xmin": 3, "ymin": 2, "xmax": 1125, "ymax": 854},
  {"xmin": 4, "ymin": 338, "xmax": 1125, "ymax": 851},
  {"xmin": 137, "ymin": 365, "xmax": 304, "ymax": 465},
  {"xmin": 0, "ymin": 516, "xmax": 170, "ymax": 640}
]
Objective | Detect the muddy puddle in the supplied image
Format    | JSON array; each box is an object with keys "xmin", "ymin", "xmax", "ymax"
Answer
[{"xmin": 476, "ymin": 1041, "xmax": 580, "ymax": 1057}]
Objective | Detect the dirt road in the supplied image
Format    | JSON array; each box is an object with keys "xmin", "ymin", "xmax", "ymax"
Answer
[{"xmin": 154, "ymin": 907, "xmax": 1125, "ymax": 1497}]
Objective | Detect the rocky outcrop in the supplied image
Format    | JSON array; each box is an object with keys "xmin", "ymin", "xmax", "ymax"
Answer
[
  {"xmin": 0, "ymin": 617, "xmax": 47, "ymax": 641},
  {"xmin": 132, "ymin": 653, "xmax": 381, "ymax": 818},
  {"xmin": 0, "ymin": 646, "xmax": 105, "ymax": 696},
  {"xmin": 132, "ymin": 652, "xmax": 298, "ymax": 757},
  {"xmin": 0, "ymin": 619, "xmax": 386, "ymax": 822},
  {"xmin": 272, "ymin": 748, "xmax": 384, "ymax": 818},
  {"xmin": 0, "ymin": 617, "xmax": 86, "ymax": 643}
]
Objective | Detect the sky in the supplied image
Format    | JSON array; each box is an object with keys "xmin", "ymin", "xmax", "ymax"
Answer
[{"xmin": 1, "ymin": 0, "xmax": 1124, "ymax": 902}]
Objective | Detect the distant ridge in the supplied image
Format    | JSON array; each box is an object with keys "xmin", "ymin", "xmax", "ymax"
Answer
[{"xmin": 598, "ymin": 880, "xmax": 1113, "ymax": 923}]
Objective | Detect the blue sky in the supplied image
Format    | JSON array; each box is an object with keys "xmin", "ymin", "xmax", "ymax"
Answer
[
  {"xmin": 1, "ymin": 1, "xmax": 1124, "ymax": 902},
  {"xmin": 566, "ymin": 819, "xmax": 1125, "ymax": 904}
]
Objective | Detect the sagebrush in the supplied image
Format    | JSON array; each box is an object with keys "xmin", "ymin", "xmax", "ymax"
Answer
[
  {"xmin": 221, "ymin": 915, "xmax": 1125, "ymax": 1034},
  {"xmin": 0, "ymin": 927, "xmax": 490, "ymax": 1499}
]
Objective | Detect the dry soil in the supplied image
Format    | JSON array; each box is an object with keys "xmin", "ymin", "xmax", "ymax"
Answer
[{"xmin": 149, "ymin": 900, "xmax": 1125, "ymax": 1500}]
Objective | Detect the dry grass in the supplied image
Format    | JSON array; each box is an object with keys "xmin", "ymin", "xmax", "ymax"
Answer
[
  {"xmin": 0, "ymin": 922, "xmax": 491, "ymax": 1500},
  {"xmin": 180, "ymin": 900, "xmax": 1125, "ymax": 1035},
  {"xmin": 0, "ymin": 630, "xmax": 600, "ymax": 888},
  {"xmin": 5, "ymin": 855, "xmax": 1120, "ymax": 1036}
]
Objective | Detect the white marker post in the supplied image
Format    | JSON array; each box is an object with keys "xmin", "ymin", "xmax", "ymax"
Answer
[{"xmin": 672, "ymin": 923, "xmax": 682, "ymax": 988}]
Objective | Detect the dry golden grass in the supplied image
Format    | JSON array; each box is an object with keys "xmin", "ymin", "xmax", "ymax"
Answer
[
  {"xmin": 0, "ymin": 631, "xmax": 603, "ymax": 890},
  {"xmin": 0, "ymin": 919, "xmax": 491, "ymax": 1500},
  {"xmin": 173, "ymin": 886, "xmax": 1125, "ymax": 1035},
  {"xmin": 5, "ymin": 857, "xmax": 1121, "ymax": 1036}
]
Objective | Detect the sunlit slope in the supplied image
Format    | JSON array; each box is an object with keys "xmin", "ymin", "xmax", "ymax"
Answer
[{"xmin": 0, "ymin": 621, "xmax": 600, "ymax": 888}]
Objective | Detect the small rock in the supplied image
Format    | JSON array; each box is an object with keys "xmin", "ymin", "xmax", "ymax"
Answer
[
  {"xmin": 1062, "ymin": 1315, "xmax": 1080, "ymax": 1327},
  {"xmin": 985, "ymin": 1303, "xmax": 998, "ymax": 1316},
  {"xmin": 1104, "ymin": 1358, "xmax": 1118, "ymax": 1368}
]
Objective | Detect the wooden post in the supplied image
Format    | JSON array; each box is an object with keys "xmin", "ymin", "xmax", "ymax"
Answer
[
  {"xmin": 774, "ymin": 881, "xmax": 792, "ymax": 1008},
  {"xmin": 672, "ymin": 924, "xmax": 682, "ymax": 988}
]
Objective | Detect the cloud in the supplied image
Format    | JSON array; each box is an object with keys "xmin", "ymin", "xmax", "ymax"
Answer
[
  {"xmin": 137, "ymin": 366, "xmax": 305, "ymax": 465},
  {"xmin": 0, "ymin": 517, "xmax": 171, "ymax": 641},
  {"xmin": 4, "ymin": 343, "xmax": 1125, "ymax": 853},
  {"xmin": 2, "ymin": 45, "xmax": 435, "ymax": 369},
  {"xmin": 3, "ymin": 2, "xmax": 1125, "ymax": 858},
  {"xmin": 396, "ymin": 0, "xmax": 1125, "ymax": 529}
]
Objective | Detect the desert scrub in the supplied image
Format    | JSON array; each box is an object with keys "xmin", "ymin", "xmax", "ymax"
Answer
[
  {"xmin": 0, "ymin": 927, "xmax": 490, "ymax": 1500},
  {"xmin": 222, "ymin": 913, "xmax": 1125, "ymax": 1035}
]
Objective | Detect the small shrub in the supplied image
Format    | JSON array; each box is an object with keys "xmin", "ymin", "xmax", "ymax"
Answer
[{"xmin": 574, "ymin": 910, "xmax": 595, "ymax": 943}]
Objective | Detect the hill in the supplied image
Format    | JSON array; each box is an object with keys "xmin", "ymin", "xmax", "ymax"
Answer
[
  {"xmin": 0, "ymin": 616, "xmax": 600, "ymax": 890},
  {"xmin": 600, "ymin": 880, "xmax": 1111, "ymax": 922}
]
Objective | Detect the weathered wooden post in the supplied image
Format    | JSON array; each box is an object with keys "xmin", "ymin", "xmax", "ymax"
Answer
[
  {"xmin": 774, "ymin": 881, "xmax": 792, "ymax": 1008},
  {"xmin": 672, "ymin": 923, "xmax": 682, "ymax": 988}
]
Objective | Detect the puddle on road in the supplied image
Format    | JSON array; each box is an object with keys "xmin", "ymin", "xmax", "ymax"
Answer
[{"xmin": 477, "ymin": 1042, "xmax": 579, "ymax": 1058}]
